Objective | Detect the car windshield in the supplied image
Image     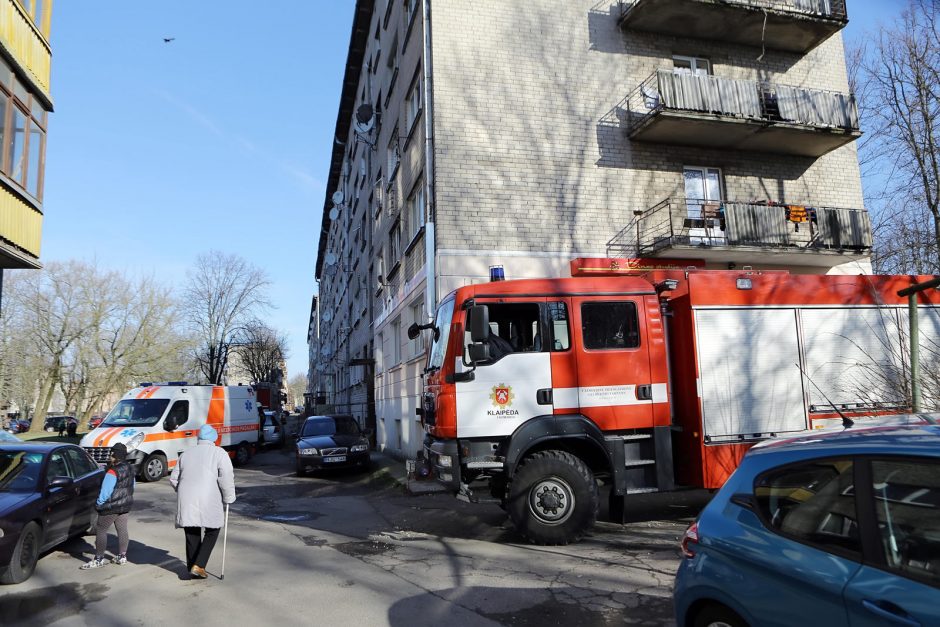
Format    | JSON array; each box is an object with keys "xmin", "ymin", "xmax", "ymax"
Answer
[
  {"xmin": 102, "ymin": 399, "xmax": 170, "ymax": 427},
  {"xmin": 301, "ymin": 418, "xmax": 360, "ymax": 437},
  {"xmin": 0, "ymin": 450, "xmax": 44, "ymax": 492}
]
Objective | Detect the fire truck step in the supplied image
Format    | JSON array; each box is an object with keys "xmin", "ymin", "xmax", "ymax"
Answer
[
  {"xmin": 607, "ymin": 434, "xmax": 652, "ymax": 442},
  {"xmin": 623, "ymin": 459, "xmax": 655, "ymax": 467}
]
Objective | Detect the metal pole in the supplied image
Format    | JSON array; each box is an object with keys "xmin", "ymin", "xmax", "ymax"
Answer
[
  {"xmin": 910, "ymin": 293, "xmax": 921, "ymax": 413},
  {"xmin": 220, "ymin": 503, "xmax": 229, "ymax": 580}
]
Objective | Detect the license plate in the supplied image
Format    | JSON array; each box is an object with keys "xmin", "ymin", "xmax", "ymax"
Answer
[{"xmin": 324, "ymin": 455, "xmax": 346, "ymax": 463}]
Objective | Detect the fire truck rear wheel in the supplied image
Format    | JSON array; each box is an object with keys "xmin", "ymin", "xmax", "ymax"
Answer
[{"xmin": 508, "ymin": 450, "xmax": 598, "ymax": 545}]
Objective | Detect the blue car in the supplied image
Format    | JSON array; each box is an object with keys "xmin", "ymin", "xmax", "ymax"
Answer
[{"xmin": 674, "ymin": 424, "xmax": 940, "ymax": 627}]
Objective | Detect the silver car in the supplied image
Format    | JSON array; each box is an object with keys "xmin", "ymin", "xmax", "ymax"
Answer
[{"xmin": 261, "ymin": 411, "xmax": 283, "ymax": 447}]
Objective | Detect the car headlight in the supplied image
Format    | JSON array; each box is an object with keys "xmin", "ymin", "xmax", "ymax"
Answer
[
  {"xmin": 127, "ymin": 432, "xmax": 146, "ymax": 450},
  {"xmin": 351, "ymin": 444, "xmax": 369, "ymax": 453},
  {"xmin": 298, "ymin": 448, "xmax": 318, "ymax": 456}
]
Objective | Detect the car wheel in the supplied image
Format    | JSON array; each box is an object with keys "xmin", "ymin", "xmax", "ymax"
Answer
[
  {"xmin": 692, "ymin": 603, "xmax": 748, "ymax": 627},
  {"xmin": 507, "ymin": 450, "xmax": 598, "ymax": 545},
  {"xmin": 140, "ymin": 453, "xmax": 167, "ymax": 483},
  {"xmin": 234, "ymin": 443, "xmax": 251, "ymax": 466},
  {"xmin": 0, "ymin": 521, "xmax": 42, "ymax": 584}
]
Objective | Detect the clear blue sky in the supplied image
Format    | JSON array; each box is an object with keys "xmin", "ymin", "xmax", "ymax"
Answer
[{"xmin": 40, "ymin": 1, "xmax": 904, "ymax": 382}]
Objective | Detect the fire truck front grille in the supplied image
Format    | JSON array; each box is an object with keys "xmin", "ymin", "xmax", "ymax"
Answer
[
  {"xmin": 85, "ymin": 447, "xmax": 111, "ymax": 464},
  {"xmin": 321, "ymin": 447, "xmax": 348, "ymax": 456}
]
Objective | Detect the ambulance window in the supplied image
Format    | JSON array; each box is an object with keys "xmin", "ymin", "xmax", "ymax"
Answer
[
  {"xmin": 167, "ymin": 401, "xmax": 189, "ymax": 426},
  {"xmin": 547, "ymin": 302, "xmax": 569, "ymax": 351},
  {"xmin": 581, "ymin": 302, "xmax": 640, "ymax": 350}
]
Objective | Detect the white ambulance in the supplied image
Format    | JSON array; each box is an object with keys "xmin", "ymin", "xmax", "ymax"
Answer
[{"xmin": 80, "ymin": 383, "xmax": 260, "ymax": 482}]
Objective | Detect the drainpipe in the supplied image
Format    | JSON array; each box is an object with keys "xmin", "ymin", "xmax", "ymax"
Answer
[{"xmin": 422, "ymin": 0, "xmax": 437, "ymax": 322}]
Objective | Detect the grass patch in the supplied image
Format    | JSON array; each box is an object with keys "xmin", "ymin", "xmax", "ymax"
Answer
[{"xmin": 18, "ymin": 432, "xmax": 86, "ymax": 444}]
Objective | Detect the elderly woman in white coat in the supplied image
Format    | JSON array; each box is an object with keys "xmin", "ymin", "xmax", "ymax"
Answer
[{"xmin": 169, "ymin": 423, "xmax": 236, "ymax": 579}]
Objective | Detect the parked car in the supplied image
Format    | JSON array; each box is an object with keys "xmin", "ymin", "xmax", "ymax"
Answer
[
  {"xmin": 295, "ymin": 415, "xmax": 371, "ymax": 476},
  {"xmin": 261, "ymin": 410, "xmax": 282, "ymax": 448},
  {"xmin": 43, "ymin": 416, "xmax": 75, "ymax": 433},
  {"xmin": 6, "ymin": 420, "xmax": 29, "ymax": 434},
  {"xmin": 0, "ymin": 442, "xmax": 104, "ymax": 584},
  {"xmin": 88, "ymin": 415, "xmax": 103, "ymax": 429},
  {"xmin": 673, "ymin": 422, "xmax": 940, "ymax": 627}
]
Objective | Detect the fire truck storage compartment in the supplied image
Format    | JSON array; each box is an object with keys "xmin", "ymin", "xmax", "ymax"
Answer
[
  {"xmin": 694, "ymin": 308, "xmax": 806, "ymax": 440},
  {"xmin": 801, "ymin": 307, "xmax": 905, "ymax": 409}
]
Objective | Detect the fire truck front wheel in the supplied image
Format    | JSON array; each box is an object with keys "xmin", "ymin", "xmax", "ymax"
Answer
[{"xmin": 508, "ymin": 450, "xmax": 599, "ymax": 545}]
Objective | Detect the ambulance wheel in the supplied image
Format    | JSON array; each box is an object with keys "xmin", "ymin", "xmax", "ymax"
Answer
[
  {"xmin": 140, "ymin": 453, "xmax": 167, "ymax": 483},
  {"xmin": 234, "ymin": 443, "xmax": 251, "ymax": 466},
  {"xmin": 507, "ymin": 450, "xmax": 598, "ymax": 545}
]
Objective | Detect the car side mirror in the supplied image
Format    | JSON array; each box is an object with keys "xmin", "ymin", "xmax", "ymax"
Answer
[
  {"xmin": 468, "ymin": 305, "xmax": 490, "ymax": 342},
  {"xmin": 48, "ymin": 476, "xmax": 73, "ymax": 490},
  {"xmin": 164, "ymin": 416, "xmax": 177, "ymax": 432}
]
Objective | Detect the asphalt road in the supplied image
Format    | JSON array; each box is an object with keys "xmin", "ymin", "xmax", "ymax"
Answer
[{"xmin": 0, "ymin": 442, "xmax": 709, "ymax": 626}]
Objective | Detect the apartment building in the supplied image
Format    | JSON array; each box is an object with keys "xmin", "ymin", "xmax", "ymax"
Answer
[
  {"xmin": 312, "ymin": 0, "xmax": 866, "ymax": 458},
  {"xmin": 0, "ymin": 0, "xmax": 52, "ymax": 304}
]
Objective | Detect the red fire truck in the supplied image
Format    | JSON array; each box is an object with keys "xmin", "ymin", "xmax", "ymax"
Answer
[{"xmin": 410, "ymin": 259, "xmax": 940, "ymax": 545}]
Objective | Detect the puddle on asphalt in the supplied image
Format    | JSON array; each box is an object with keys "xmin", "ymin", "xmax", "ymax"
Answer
[
  {"xmin": 0, "ymin": 582, "xmax": 108, "ymax": 625},
  {"xmin": 332, "ymin": 540, "xmax": 396, "ymax": 557},
  {"xmin": 260, "ymin": 511, "xmax": 321, "ymax": 522}
]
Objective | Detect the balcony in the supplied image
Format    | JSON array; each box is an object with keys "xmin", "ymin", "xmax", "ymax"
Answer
[
  {"xmin": 619, "ymin": 0, "xmax": 848, "ymax": 54},
  {"xmin": 626, "ymin": 71, "xmax": 860, "ymax": 157},
  {"xmin": 609, "ymin": 197, "xmax": 872, "ymax": 268}
]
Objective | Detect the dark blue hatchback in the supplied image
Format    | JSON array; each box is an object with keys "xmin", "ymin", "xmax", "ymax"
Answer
[{"xmin": 674, "ymin": 424, "xmax": 940, "ymax": 627}]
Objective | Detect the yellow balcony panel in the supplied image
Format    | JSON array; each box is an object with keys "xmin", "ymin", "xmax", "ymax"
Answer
[
  {"xmin": 0, "ymin": 185, "xmax": 42, "ymax": 268},
  {"xmin": 0, "ymin": 0, "xmax": 51, "ymax": 99}
]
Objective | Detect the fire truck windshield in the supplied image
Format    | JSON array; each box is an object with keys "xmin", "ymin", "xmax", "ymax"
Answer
[{"xmin": 427, "ymin": 298, "xmax": 455, "ymax": 371}]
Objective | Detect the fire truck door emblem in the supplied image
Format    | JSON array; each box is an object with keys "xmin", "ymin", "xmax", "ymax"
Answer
[{"xmin": 490, "ymin": 384, "xmax": 514, "ymax": 408}]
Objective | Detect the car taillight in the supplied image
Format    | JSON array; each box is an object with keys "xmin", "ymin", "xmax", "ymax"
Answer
[{"xmin": 680, "ymin": 521, "xmax": 699, "ymax": 558}]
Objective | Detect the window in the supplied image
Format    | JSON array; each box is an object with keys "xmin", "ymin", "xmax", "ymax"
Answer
[
  {"xmin": 581, "ymin": 302, "xmax": 640, "ymax": 350},
  {"xmin": 673, "ymin": 55, "xmax": 711, "ymax": 76},
  {"xmin": 387, "ymin": 128, "xmax": 400, "ymax": 176},
  {"xmin": 755, "ymin": 459, "xmax": 860, "ymax": 559},
  {"xmin": 548, "ymin": 302, "xmax": 570, "ymax": 351},
  {"xmin": 872, "ymin": 459, "xmax": 940, "ymax": 585},
  {"xmin": 46, "ymin": 451, "xmax": 70, "ymax": 480},
  {"xmin": 391, "ymin": 317, "xmax": 401, "ymax": 365},
  {"xmin": 411, "ymin": 300, "xmax": 424, "ymax": 357},
  {"xmin": 388, "ymin": 220, "xmax": 402, "ymax": 269},
  {"xmin": 167, "ymin": 400, "xmax": 190, "ymax": 427},
  {"xmin": 406, "ymin": 78, "xmax": 422, "ymax": 134},
  {"xmin": 64, "ymin": 448, "xmax": 98, "ymax": 476},
  {"xmin": 8, "ymin": 107, "xmax": 26, "ymax": 185},
  {"xmin": 376, "ymin": 331, "xmax": 384, "ymax": 373},
  {"xmin": 406, "ymin": 182, "xmax": 425, "ymax": 238},
  {"xmin": 469, "ymin": 303, "xmax": 542, "ymax": 362}
]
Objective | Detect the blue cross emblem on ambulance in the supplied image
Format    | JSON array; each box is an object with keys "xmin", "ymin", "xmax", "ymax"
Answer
[
  {"xmin": 244, "ymin": 400, "xmax": 252, "ymax": 411},
  {"xmin": 120, "ymin": 429, "xmax": 136, "ymax": 437}
]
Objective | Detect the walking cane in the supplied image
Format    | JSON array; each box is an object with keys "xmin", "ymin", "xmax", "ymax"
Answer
[{"xmin": 220, "ymin": 503, "xmax": 229, "ymax": 581}]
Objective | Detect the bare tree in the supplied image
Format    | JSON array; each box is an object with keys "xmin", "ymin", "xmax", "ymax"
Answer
[
  {"xmin": 234, "ymin": 320, "xmax": 289, "ymax": 384},
  {"xmin": 859, "ymin": 0, "xmax": 940, "ymax": 272},
  {"xmin": 182, "ymin": 251, "xmax": 271, "ymax": 384},
  {"xmin": 287, "ymin": 372, "xmax": 307, "ymax": 410}
]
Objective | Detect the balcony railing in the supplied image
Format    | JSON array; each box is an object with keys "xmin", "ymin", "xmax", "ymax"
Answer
[
  {"xmin": 619, "ymin": 0, "xmax": 848, "ymax": 54},
  {"xmin": 609, "ymin": 197, "xmax": 872, "ymax": 259},
  {"xmin": 626, "ymin": 71, "xmax": 860, "ymax": 156}
]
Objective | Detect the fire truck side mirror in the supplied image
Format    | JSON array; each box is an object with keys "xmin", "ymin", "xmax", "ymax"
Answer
[
  {"xmin": 467, "ymin": 342, "xmax": 490, "ymax": 364},
  {"xmin": 468, "ymin": 305, "xmax": 490, "ymax": 342}
]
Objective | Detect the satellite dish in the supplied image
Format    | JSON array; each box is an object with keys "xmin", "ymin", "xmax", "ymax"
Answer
[
  {"xmin": 325, "ymin": 252, "xmax": 337, "ymax": 266},
  {"xmin": 328, "ymin": 207, "xmax": 339, "ymax": 221},
  {"xmin": 322, "ymin": 310, "xmax": 333, "ymax": 322},
  {"xmin": 331, "ymin": 190, "xmax": 344, "ymax": 205},
  {"xmin": 354, "ymin": 104, "xmax": 375, "ymax": 133}
]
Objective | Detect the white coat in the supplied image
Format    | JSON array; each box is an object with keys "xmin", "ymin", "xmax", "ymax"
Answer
[{"xmin": 169, "ymin": 440, "xmax": 236, "ymax": 529}]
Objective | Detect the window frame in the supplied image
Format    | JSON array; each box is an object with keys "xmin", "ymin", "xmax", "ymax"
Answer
[{"xmin": 580, "ymin": 301, "xmax": 641, "ymax": 351}]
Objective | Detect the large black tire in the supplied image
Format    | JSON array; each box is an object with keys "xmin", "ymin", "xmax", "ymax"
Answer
[
  {"xmin": 507, "ymin": 450, "xmax": 599, "ymax": 545},
  {"xmin": 0, "ymin": 522, "xmax": 41, "ymax": 584},
  {"xmin": 140, "ymin": 453, "xmax": 167, "ymax": 483},
  {"xmin": 692, "ymin": 603, "xmax": 749, "ymax": 627},
  {"xmin": 234, "ymin": 443, "xmax": 251, "ymax": 467}
]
